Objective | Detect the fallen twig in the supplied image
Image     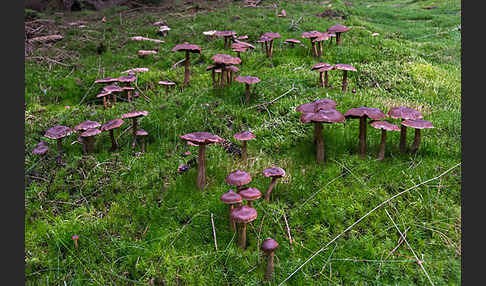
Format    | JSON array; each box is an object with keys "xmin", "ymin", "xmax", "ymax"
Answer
[
  {"xmin": 211, "ymin": 213, "xmax": 218, "ymax": 251},
  {"xmin": 247, "ymin": 83, "xmax": 296, "ymax": 109},
  {"xmin": 283, "ymin": 212, "xmax": 293, "ymax": 247}
]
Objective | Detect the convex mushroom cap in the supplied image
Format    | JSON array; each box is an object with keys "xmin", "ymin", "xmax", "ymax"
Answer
[
  {"xmin": 334, "ymin": 64, "xmax": 357, "ymax": 72},
  {"xmin": 235, "ymin": 76, "xmax": 260, "ymax": 85},
  {"xmin": 261, "ymin": 238, "xmax": 279, "ymax": 253},
  {"xmin": 296, "ymin": 98, "xmax": 338, "ymax": 113},
  {"xmin": 234, "ymin": 131, "xmax": 256, "ymax": 141},
  {"xmin": 221, "ymin": 189, "xmax": 243, "ymax": 204},
  {"xmin": 327, "ymin": 24, "xmax": 350, "ymax": 33},
  {"xmin": 80, "ymin": 128, "xmax": 101, "ymax": 138},
  {"xmin": 32, "ymin": 141, "xmax": 49, "ymax": 155},
  {"xmin": 74, "ymin": 120, "xmax": 101, "ymax": 132},
  {"xmin": 226, "ymin": 170, "xmax": 252, "ymax": 187},
  {"xmin": 263, "ymin": 167, "xmax": 286, "ymax": 178},
  {"xmin": 401, "ymin": 119, "xmax": 434, "ymax": 129},
  {"xmin": 44, "ymin": 125, "xmax": 73, "ymax": 140},
  {"xmin": 344, "ymin": 107, "xmax": 386, "ymax": 120},
  {"xmin": 171, "ymin": 42, "xmax": 201, "ymax": 53},
  {"xmin": 300, "ymin": 109, "xmax": 345, "ymax": 123},
  {"xmin": 230, "ymin": 205, "xmax": 258, "ymax": 223},
  {"xmin": 388, "ymin": 107, "xmax": 423, "ymax": 120},
  {"xmin": 122, "ymin": 110, "xmax": 149, "ymax": 119},
  {"xmin": 100, "ymin": 118, "xmax": 124, "ymax": 131},
  {"xmin": 211, "ymin": 54, "xmax": 242, "ymax": 65},
  {"xmin": 180, "ymin": 132, "xmax": 223, "ymax": 145},
  {"xmin": 370, "ymin": 120, "xmax": 400, "ymax": 131},
  {"xmin": 239, "ymin": 187, "xmax": 262, "ymax": 201}
]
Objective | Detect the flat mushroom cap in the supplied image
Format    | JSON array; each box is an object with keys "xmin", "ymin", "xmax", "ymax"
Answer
[
  {"xmin": 171, "ymin": 42, "xmax": 201, "ymax": 53},
  {"xmin": 122, "ymin": 110, "xmax": 149, "ymax": 119},
  {"xmin": 311, "ymin": 62, "xmax": 333, "ymax": 71},
  {"xmin": 136, "ymin": 129, "xmax": 149, "ymax": 136},
  {"xmin": 80, "ymin": 128, "xmax": 101, "ymax": 137},
  {"xmin": 74, "ymin": 120, "xmax": 101, "ymax": 132},
  {"xmin": 239, "ymin": 187, "xmax": 262, "ymax": 201},
  {"xmin": 370, "ymin": 121, "xmax": 400, "ymax": 131},
  {"xmin": 327, "ymin": 24, "xmax": 350, "ymax": 33},
  {"xmin": 100, "ymin": 118, "xmax": 124, "ymax": 131},
  {"xmin": 232, "ymin": 47, "xmax": 247, "ymax": 53},
  {"xmin": 158, "ymin": 80, "xmax": 176, "ymax": 86},
  {"xmin": 261, "ymin": 238, "xmax": 279, "ymax": 252},
  {"xmin": 285, "ymin": 38, "xmax": 302, "ymax": 44},
  {"xmin": 401, "ymin": 119, "xmax": 435, "ymax": 129},
  {"xmin": 262, "ymin": 32, "xmax": 281, "ymax": 40},
  {"xmin": 334, "ymin": 64, "xmax": 357, "ymax": 72},
  {"xmin": 221, "ymin": 189, "xmax": 243, "ymax": 204},
  {"xmin": 344, "ymin": 107, "xmax": 387, "ymax": 120},
  {"xmin": 122, "ymin": 67, "xmax": 149, "ymax": 74},
  {"xmin": 180, "ymin": 132, "xmax": 224, "ymax": 145},
  {"xmin": 301, "ymin": 31, "xmax": 324, "ymax": 39},
  {"xmin": 211, "ymin": 54, "xmax": 242, "ymax": 65},
  {"xmin": 318, "ymin": 65, "xmax": 335, "ymax": 72},
  {"xmin": 235, "ymin": 76, "xmax": 260, "ymax": 85},
  {"xmin": 237, "ymin": 35, "xmax": 248, "ymax": 40},
  {"xmin": 215, "ymin": 30, "xmax": 236, "ymax": 37},
  {"xmin": 230, "ymin": 205, "xmax": 258, "ymax": 223},
  {"xmin": 233, "ymin": 40, "xmax": 256, "ymax": 49},
  {"xmin": 313, "ymin": 33, "xmax": 330, "ymax": 41},
  {"xmin": 234, "ymin": 131, "xmax": 256, "ymax": 141},
  {"xmin": 117, "ymin": 75, "xmax": 137, "ymax": 83},
  {"xmin": 44, "ymin": 125, "xmax": 73, "ymax": 140},
  {"xmin": 32, "ymin": 141, "xmax": 49, "ymax": 155},
  {"xmin": 206, "ymin": 64, "xmax": 217, "ymax": 71},
  {"xmin": 226, "ymin": 170, "xmax": 252, "ymax": 187},
  {"xmin": 300, "ymin": 109, "xmax": 346, "ymax": 123},
  {"xmin": 103, "ymin": 85, "xmax": 124, "ymax": 93},
  {"xmin": 122, "ymin": 86, "xmax": 135, "ymax": 91},
  {"xmin": 138, "ymin": 50, "xmax": 157, "ymax": 56},
  {"xmin": 296, "ymin": 98, "xmax": 338, "ymax": 113},
  {"xmin": 226, "ymin": 65, "xmax": 240, "ymax": 73},
  {"xmin": 95, "ymin": 77, "xmax": 119, "ymax": 84},
  {"xmin": 262, "ymin": 167, "xmax": 286, "ymax": 178},
  {"xmin": 96, "ymin": 91, "xmax": 111, "ymax": 98},
  {"xmin": 388, "ymin": 107, "xmax": 423, "ymax": 120}
]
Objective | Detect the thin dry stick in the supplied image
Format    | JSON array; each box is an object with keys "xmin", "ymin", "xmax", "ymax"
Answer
[
  {"xmin": 283, "ymin": 212, "xmax": 293, "ymax": 246},
  {"xmin": 278, "ymin": 162, "xmax": 460, "ymax": 286},
  {"xmin": 247, "ymin": 83, "xmax": 296, "ymax": 110},
  {"xmin": 211, "ymin": 213, "xmax": 218, "ymax": 251},
  {"xmin": 385, "ymin": 209, "xmax": 435, "ymax": 286}
]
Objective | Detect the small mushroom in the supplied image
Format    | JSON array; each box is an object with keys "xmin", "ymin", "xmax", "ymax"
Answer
[
  {"xmin": 72, "ymin": 235, "xmax": 79, "ymax": 248},
  {"xmin": 44, "ymin": 125, "xmax": 73, "ymax": 152},
  {"xmin": 260, "ymin": 32, "xmax": 281, "ymax": 58},
  {"xmin": 158, "ymin": 80, "xmax": 176, "ymax": 97},
  {"xmin": 387, "ymin": 107, "xmax": 423, "ymax": 153},
  {"xmin": 233, "ymin": 131, "xmax": 256, "ymax": 161},
  {"xmin": 262, "ymin": 167, "xmax": 286, "ymax": 201},
  {"xmin": 211, "ymin": 54, "xmax": 242, "ymax": 88},
  {"xmin": 225, "ymin": 65, "xmax": 240, "ymax": 85},
  {"xmin": 334, "ymin": 64, "xmax": 357, "ymax": 92},
  {"xmin": 226, "ymin": 170, "xmax": 252, "ymax": 192},
  {"xmin": 230, "ymin": 205, "xmax": 258, "ymax": 250},
  {"xmin": 32, "ymin": 141, "xmax": 49, "ymax": 156},
  {"xmin": 171, "ymin": 42, "xmax": 201, "ymax": 86},
  {"xmin": 74, "ymin": 120, "xmax": 101, "ymax": 132},
  {"xmin": 180, "ymin": 132, "xmax": 224, "ymax": 190},
  {"xmin": 235, "ymin": 76, "xmax": 261, "ymax": 103},
  {"xmin": 96, "ymin": 91, "xmax": 112, "ymax": 109},
  {"xmin": 121, "ymin": 111, "xmax": 149, "ymax": 148},
  {"xmin": 327, "ymin": 24, "xmax": 350, "ymax": 45},
  {"xmin": 103, "ymin": 85, "xmax": 124, "ymax": 106},
  {"xmin": 369, "ymin": 121, "xmax": 400, "ymax": 160},
  {"xmin": 138, "ymin": 50, "xmax": 158, "ymax": 58},
  {"xmin": 158, "ymin": 25, "xmax": 171, "ymax": 37},
  {"xmin": 261, "ymin": 238, "xmax": 279, "ymax": 281},
  {"xmin": 312, "ymin": 33, "xmax": 330, "ymax": 57},
  {"xmin": 80, "ymin": 128, "xmax": 101, "ymax": 154},
  {"xmin": 221, "ymin": 189, "xmax": 243, "ymax": 231},
  {"xmin": 344, "ymin": 107, "xmax": 387, "ymax": 158},
  {"xmin": 232, "ymin": 47, "xmax": 247, "ymax": 61},
  {"xmin": 284, "ymin": 38, "xmax": 302, "ymax": 47},
  {"xmin": 215, "ymin": 30, "xmax": 237, "ymax": 49},
  {"xmin": 117, "ymin": 75, "xmax": 137, "ymax": 101},
  {"xmin": 100, "ymin": 118, "xmax": 124, "ymax": 151},
  {"xmin": 301, "ymin": 31, "xmax": 325, "ymax": 57},
  {"xmin": 311, "ymin": 63, "xmax": 334, "ymax": 88},
  {"xmin": 239, "ymin": 187, "xmax": 261, "ymax": 207},
  {"xmin": 135, "ymin": 129, "xmax": 149, "ymax": 153},
  {"xmin": 401, "ymin": 119, "xmax": 435, "ymax": 154}
]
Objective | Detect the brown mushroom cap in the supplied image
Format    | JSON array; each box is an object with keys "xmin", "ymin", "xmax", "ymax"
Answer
[
  {"xmin": 74, "ymin": 120, "xmax": 101, "ymax": 132},
  {"xmin": 122, "ymin": 67, "xmax": 149, "ymax": 74},
  {"xmin": 32, "ymin": 141, "xmax": 49, "ymax": 155},
  {"xmin": 171, "ymin": 42, "xmax": 201, "ymax": 53},
  {"xmin": 262, "ymin": 32, "xmax": 281, "ymax": 40},
  {"xmin": 96, "ymin": 91, "xmax": 111, "ymax": 98},
  {"xmin": 136, "ymin": 129, "xmax": 149, "ymax": 136},
  {"xmin": 239, "ymin": 187, "xmax": 262, "ymax": 201},
  {"xmin": 230, "ymin": 205, "xmax": 257, "ymax": 223},
  {"xmin": 334, "ymin": 64, "xmax": 357, "ymax": 72},
  {"xmin": 117, "ymin": 75, "xmax": 137, "ymax": 83},
  {"xmin": 226, "ymin": 65, "xmax": 240, "ymax": 73},
  {"xmin": 80, "ymin": 128, "xmax": 101, "ymax": 137},
  {"xmin": 211, "ymin": 54, "xmax": 242, "ymax": 65},
  {"xmin": 370, "ymin": 121, "xmax": 400, "ymax": 131},
  {"xmin": 226, "ymin": 170, "xmax": 252, "ymax": 187},
  {"xmin": 122, "ymin": 110, "xmax": 149, "ymax": 119},
  {"xmin": 103, "ymin": 85, "xmax": 124, "ymax": 93},
  {"xmin": 232, "ymin": 47, "xmax": 247, "ymax": 53},
  {"xmin": 285, "ymin": 38, "xmax": 302, "ymax": 44},
  {"xmin": 44, "ymin": 125, "xmax": 73, "ymax": 140},
  {"xmin": 180, "ymin": 132, "xmax": 223, "ymax": 145},
  {"xmin": 300, "ymin": 109, "xmax": 346, "ymax": 123},
  {"xmin": 301, "ymin": 31, "xmax": 325, "ymax": 39},
  {"xmin": 237, "ymin": 35, "xmax": 248, "ymax": 40},
  {"xmin": 215, "ymin": 30, "xmax": 236, "ymax": 37},
  {"xmin": 327, "ymin": 24, "xmax": 350, "ymax": 33},
  {"xmin": 138, "ymin": 50, "xmax": 157, "ymax": 56},
  {"xmin": 94, "ymin": 77, "xmax": 119, "ymax": 84},
  {"xmin": 262, "ymin": 167, "xmax": 286, "ymax": 178},
  {"xmin": 235, "ymin": 76, "xmax": 260, "ymax": 85},
  {"xmin": 221, "ymin": 189, "xmax": 243, "ymax": 204},
  {"xmin": 311, "ymin": 62, "xmax": 333, "ymax": 71},
  {"xmin": 261, "ymin": 238, "xmax": 279, "ymax": 252},
  {"xmin": 100, "ymin": 119, "xmax": 124, "ymax": 131},
  {"xmin": 234, "ymin": 131, "xmax": 256, "ymax": 141},
  {"xmin": 313, "ymin": 33, "xmax": 330, "ymax": 42},
  {"xmin": 296, "ymin": 98, "xmax": 338, "ymax": 113},
  {"xmin": 401, "ymin": 119, "xmax": 435, "ymax": 129},
  {"xmin": 233, "ymin": 40, "xmax": 256, "ymax": 49},
  {"xmin": 344, "ymin": 107, "xmax": 386, "ymax": 120},
  {"xmin": 388, "ymin": 107, "xmax": 423, "ymax": 120},
  {"xmin": 158, "ymin": 80, "xmax": 176, "ymax": 86}
]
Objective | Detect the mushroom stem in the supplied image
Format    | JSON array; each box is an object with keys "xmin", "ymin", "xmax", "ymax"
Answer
[
  {"xmin": 247, "ymin": 201, "xmax": 253, "ymax": 207},
  {"xmin": 81, "ymin": 137, "xmax": 87, "ymax": 154},
  {"xmin": 73, "ymin": 240, "xmax": 78, "ymax": 248},
  {"xmin": 245, "ymin": 84, "xmax": 251, "ymax": 103},
  {"xmin": 197, "ymin": 144, "xmax": 206, "ymax": 190},
  {"xmin": 317, "ymin": 41, "xmax": 323, "ymax": 57},
  {"xmin": 165, "ymin": 86, "xmax": 169, "ymax": 97},
  {"xmin": 399, "ymin": 125, "xmax": 407, "ymax": 153},
  {"xmin": 342, "ymin": 70, "xmax": 348, "ymax": 92},
  {"xmin": 103, "ymin": 96, "xmax": 107, "ymax": 109},
  {"xmin": 127, "ymin": 90, "xmax": 132, "ymax": 101},
  {"xmin": 359, "ymin": 116, "xmax": 367, "ymax": 158},
  {"xmin": 311, "ymin": 40, "xmax": 317, "ymax": 57},
  {"xmin": 319, "ymin": 72, "xmax": 324, "ymax": 88},
  {"xmin": 314, "ymin": 122, "xmax": 325, "ymax": 165},
  {"xmin": 131, "ymin": 119, "xmax": 138, "ymax": 148},
  {"xmin": 86, "ymin": 136, "xmax": 95, "ymax": 153},
  {"xmin": 229, "ymin": 204, "xmax": 236, "ymax": 231},
  {"xmin": 265, "ymin": 177, "xmax": 279, "ymax": 201},
  {"xmin": 336, "ymin": 32, "xmax": 342, "ymax": 45},
  {"xmin": 377, "ymin": 129, "xmax": 387, "ymax": 161},
  {"xmin": 324, "ymin": 71, "xmax": 329, "ymax": 88},
  {"xmin": 183, "ymin": 50, "xmax": 191, "ymax": 86},
  {"xmin": 112, "ymin": 94, "xmax": 117, "ymax": 105},
  {"xmin": 409, "ymin": 128, "xmax": 421, "ymax": 154},
  {"xmin": 109, "ymin": 129, "xmax": 118, "ymax": 151},
  {"xmin": 264, "ymin": 41, "xmax": 269, "ymax": 57},
  {"xmin": 269, "ymin": 40, "xmax": 274, "ymax": 57},
  {"xmin": 141, "ymin": 136, "xmax": 146, "ymax": 153},
  {"xmin": 211, "ymin": 69, "xmax": 216, "ymax": 88},
  {"xmin": 238, "ymin": 222, "xmax": 247, "ymax": 250},
  {"xmin": 242, "ymin": 140, "xmax": 248, "ymax": 161},
  {"xmin": 56, "ymin": 139, "xmax": 63, "ymax": 152},
  {"xmin": 264, "ymin": 252, "xmax": 275, "ymax": 281}
]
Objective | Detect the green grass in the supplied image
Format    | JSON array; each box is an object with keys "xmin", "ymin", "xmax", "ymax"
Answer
[{"xmin": 25, "ymin": 0, "xmax": 461, "ymax": 285}]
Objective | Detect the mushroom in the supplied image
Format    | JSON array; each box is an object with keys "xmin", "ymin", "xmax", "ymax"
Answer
[
  {"xmin": 32, "ymin": 141, "xmax": 49, "ymax": 156},
  {"xmin": 401, "ymin": 119, "xmax": 435, "ymax": 154},
  {"xmin": 284, "ymin": 38, "xmax": 302, "ymax": 47},
  {"xmin": 171, "ymin": 43, "xmax": 201, "ymax": 86},
  {"xmin": 233, "ymin": 131, "xmax": 256, "ymax": 161},
  {"xmin": 211, "ymin": 54, "xmax": 242, "ymax": 88},
  {"xmin": 239, "ymin": 187, "xmax": 261, "ymax": 207},
  {"xmin": 102, "ymin": 85, "xmax": 124, "ymax": 106},
  {"xmin": 299, "ymin": 109, "xmax": 345, "ymax": 165},
  {"xmin": 387, "ymin": 107, "xmax": 423, "ymax": 153},
  {"xmin": 158, "ymin": 25, "xmax": 171, "ymax": 37},
  {"xmin": 334, "ymin": 64, "xmax": 357, "ymax": 92},
  {"xmin": 232, "ymin": 47, "xmax": 247, "ymax": 61},
  {"xmin": 311, "ymin": 63, "xmax": 334, "ymax": 88},
  {"xmin": 233, "ymin": 40, "xmax": 256, "ymax": 50},
  {"xmin": 180, "ymin": 132, "xmax": 224, "ymax": 190},
  {"xmin": 225, "ymin": 170, "xmax": 252, "ymax": 192},
  {"xmin": 94, "ymin": 77, "xmax": 119, "ymax": 84},
  {"xmin": 100, "ymin": 118, "xmax": 124, "ymax": 151},
  {"xmin": 215, "ymin": 30, "xmax": 237, "ymax": 49},
  {"xmin": 44, "ymin": 125, "xmax": 73, "ymax": 152},
  {"xmin": 138, "ymin": 50, "xmax": 157, "ymax": 58},
  {"xmin": 262, "ymin": 167, "xmax": 286, "ymax": 201},
  {"xmin": 230, "ymin": 205, "xmax": 257, "ymax": 250},
  {"xmin": 312, "ymin": 33, "xmax": 330, "ymax": 57},
  {"xmin": 237, "ymin": 35, "xmax": 248, "ymax": 40},
  {"xmin": 96, "ymin": 91, "xmax": 112, "ymax": 109},
  {"xmin": 121, "ymin": 110, "xmax": 149, "ymax": 148},
  {"xmin": 225, "ymin": 65, "xmax": 240, "ymax": 85},
  {"xmin": 221, "ymin": 189, "xmax": 243, "ymax": 231},
  {"xmin": 260, "ymin": 32, "xmax": 281, "ymax": 58},
  {"xmin": 261, "ymin": 238, "xmax": 279, "ymax": 281},
  {"xmin": 369, "ymin": 121, "xmax": 400, "ymax": 160},
  {"xmin": 121, "ymin": 67, "xmax": 149, "ymax": 74},
  {"xmin": 278, "ymin": 9, "xmax": 287, "ymax": 17},
  {"xmin": 80, "ymin": 128, "xmax": 101, "ymax": 154},
  {"xmin": 234, "ymin": 76, "xmax": 261, "ymax": 103},
  {"xmin": 136, "ymin": 129, "xmax": 149, "ymax": 153},
  {"xmin": 117, "ymin": 74, "xmax": 137, "ymax": 101},
  {"xmin": 301, "ymin": 31, "xmax": 325, "ymax": 57},
  {"xmin": 74, "ymin": 120, "xmax": 101, "ymax": 132},
  {"xmin": 158, "ymin": 80, "xmax": 176, "ymax": 97},
  {"xmin": 296, "ymin": 98, "xmax": 338, "ymax": 114},
  {"xmin": 344, "ymin": 107, "xmax": 387, "ymax": 158},
  {"xmin": 327, "ymin": 24, "xmax": 350, "ymax": 45},
  {"xmin": 72, "ymin": 235, "xmax": 79, "ymax": 248}
]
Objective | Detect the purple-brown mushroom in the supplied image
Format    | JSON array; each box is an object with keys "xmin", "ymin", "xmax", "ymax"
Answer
[
  {"xmin": 401, "ymin": 119, "xmax": 435, "ymax": 154},
  {"xmin": 296, "ymin": 98, "xmax": 338, "ymax": 114},
  {"xmin": 211, "ymin": 54, "xmax": 242, "ymax": 88},
  {"xmin": 80, "ymin": 128, "xmax": 101, "ymax": 154},
  {"xmin": 136, "ymin": 129, "xmax": 149, "ymax": 153},
  {"xmin": 327, "ymin": 24, "xmax": 350, "ymax": 45},
  {"xmin": 370, "ymin": 121, "xmax": 400, "ymax": 160},
  {"xmin": 158, "ymin": 80, "xmax": 176, "ymax": 97},
  {"xmin": 260, "ymin": 32, "xmax": 280, "ymax": 58},
  {"xmin": 226, "ymin": 170, "xmax": 252, "ymax": 192},
  {"xmin": 261, "ymin": 238, "xmax": 279, "ymax": 281},
  {"xmin": 344, "ymin": 107, "xmax": 387, "ymax": 158},
  {"xmin": 103, "ymin": 85, "xmax": 124, "ymax": 106},
  {"xmin": 117, "ymin": 74, "xmax": 137, "ymax": 101},
  {"xmin": 230, "ymin": 205, "xmax": 257, "ymax": 250},
  {"xmin": 171, "ymin": 42, "xmax": 202, "ymax": 86},
  {"xmin": 301, "ymin": 31, "xmax": 325, "ymax": 57},
  {"xmin": 284, "ymin": 38, "xmax": 302, "ymax": 47},
  {"xmin": 221, "ymin": 189, "xmax": 243, "ymax": 231},
  {"xmin": 233, "ymin": 131, "xmax": 256, "ymax": 161},
  {"xmin": 235, "ymin": 76, "xmax": 260, "ymax": 103},
  {"xmin": 239, "ymin": 187, "xmax": 262, "ymax": 207},
  {"xmin": 32, "ymin": 141, "xmax": 49, "ymax": 156},
  {"xmin": 74, "ymin": 120, "xmax": 101, "ymax": 132},
  {"xmin": 121, "ymin": 110, "xmax": 148, "ymax": 148},
  {"xmin": 311, "ymin": 63, "xmax": 334, "ymax": 88},
  {"xmin": 215, "ymin": 30, "xmax": 237, "ymax": 49},
  {"xmin": 44, "ymin": 125, "xmax": 73, "ymax": 152},
  {"xmin": 180, "ymin": 132, "xmax": 224, "ymax": 190},
  {"xmin": 312, "ymin": 32, "xmax": 330, "ymax": 57},
  {"xmin": 100, "ymin": 118, "xmax": 124, "ymax": 151},
  {"xmin": 72, "ymin": 235, "xmax": 79, "ymax": 248},
  {"xmin": 225, "ymin": 65, "xmax": 240, "ymax": 85},
  {"xmin": 334, "ymin": 64, "xmax": 357, "ymax": 92},
  {"xmin": 262, "ymin": 167, "xmax": 285, "ymax": 201},
  {"xmin": 96, "ymin": 91, "xmax": 112, "ymax": 109},
  {"xmin": 387, "ymin": 107, "xmax": 423, "ymax": 153}
]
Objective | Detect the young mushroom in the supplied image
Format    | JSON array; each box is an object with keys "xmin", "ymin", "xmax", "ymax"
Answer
[
  {"xmin": 44, "ymin": 125, "xmax": 73, "ymax": 152},
  {"xmin": 344, "ymin": 107, "xmax": 387, "ymax": 158},
  {"xmin": 138, "ymin": 50, "xmax": 157, "ymax": 58},
  {"xmin": 225, "ymin": 170, "xmax": 252, "ymax": 192},
  {"xmin": 96, "ymin": 91, "xmax": 112, "ymax": 109},
  {"xmin": 102, "ymin": 85, "xmax": 124, "ymax": 106},
  {"xmin": 234, "ymin": 76, "xmax": 261, "ymax": 104},
  {"xmin": 171, "ymin": 42, "xmax": 201, "ymax": 86},
  {"xmin": 100, "ymin": 118, "xmax": 124, "ymax": 151},
  {"xmin": 233, "ymin": 131, "xmax": 256, "ymax": 161},
  {"xmin": 230, "ymin": 205, "xmax": 258, "ymax": 250},
  {"xmin": 121, "ymin": 110, "xmax": 149, "ymax": 148},
  {"xmin": 284, "ymin": 38, "xmax": 302, "ymax": 48},
  {"xmin": 301, "ymin": 31, "xmax": 325, "ymax": 57},
  {"xmin": 80, "ymin": 128, "xmax": 101, "ymax": 154},
  {"xmin": 180, "ymin": 132, "xmax": 224, "ymax": 190},
  {"xmin": 221, "ymin": 189, "xmax": 243, "ymax": 231},
  {"xmin": 158, "ymin": 80, "xmax": 176, "ymax": 97},
  {"xmin": 136, "ymin": 129, "xmax": 149, "ymax": 153},
  {"xmin": 334, "ymin": 64, "xmax": 357, "ymax": 92},
  {"xmin": 312, "ymin": 32, "xmax": 330, "ymax": 57},
  {"xmin": 211, "ymin": 54, "xmax": 242, "ymax": 88},
  {"xmin": 32, "ymin": 141, "xmax": 49, "ymax": 156},
  {"xmin": 215, "ymin": 30, "xmax": 237, "ymax": 49},
  {"xmin": 72, "ymin": 235, "xmax": 79, "ymax": 248},
  {"xmin": 117, "ymin": 74, "xmax": 137, "ymax": 101},
  {"xmin": 311, "ymin": 63, "xmax": 334, "ymax": 88},
  {"xmin": 261, "ymin": 238, "xmax": 279, "ymax": 281},
  {"xmin": 239, "ymin": 187, "xmax": 262, "ymax": 207},
  {"xmin": 260, "ymin": 32, "xmax": 281, "ymax": 58},
  {"xmin": 387, "ymin": 107, "xmax": 423, "ymax": 153},
  {"xmin": 369, "ymin": 121, "xmax": 400, "ymax": 160},
  {"xmin": 401, "ymin": 119, "xmax": 435, "ymax": 154},
  {"xmin": 327, "ymin": 24, "xmax": 350, "ymax": 45},
  {"xmin": 262, "ymin": 167, "xmax": 286, "ymax": 201}
]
